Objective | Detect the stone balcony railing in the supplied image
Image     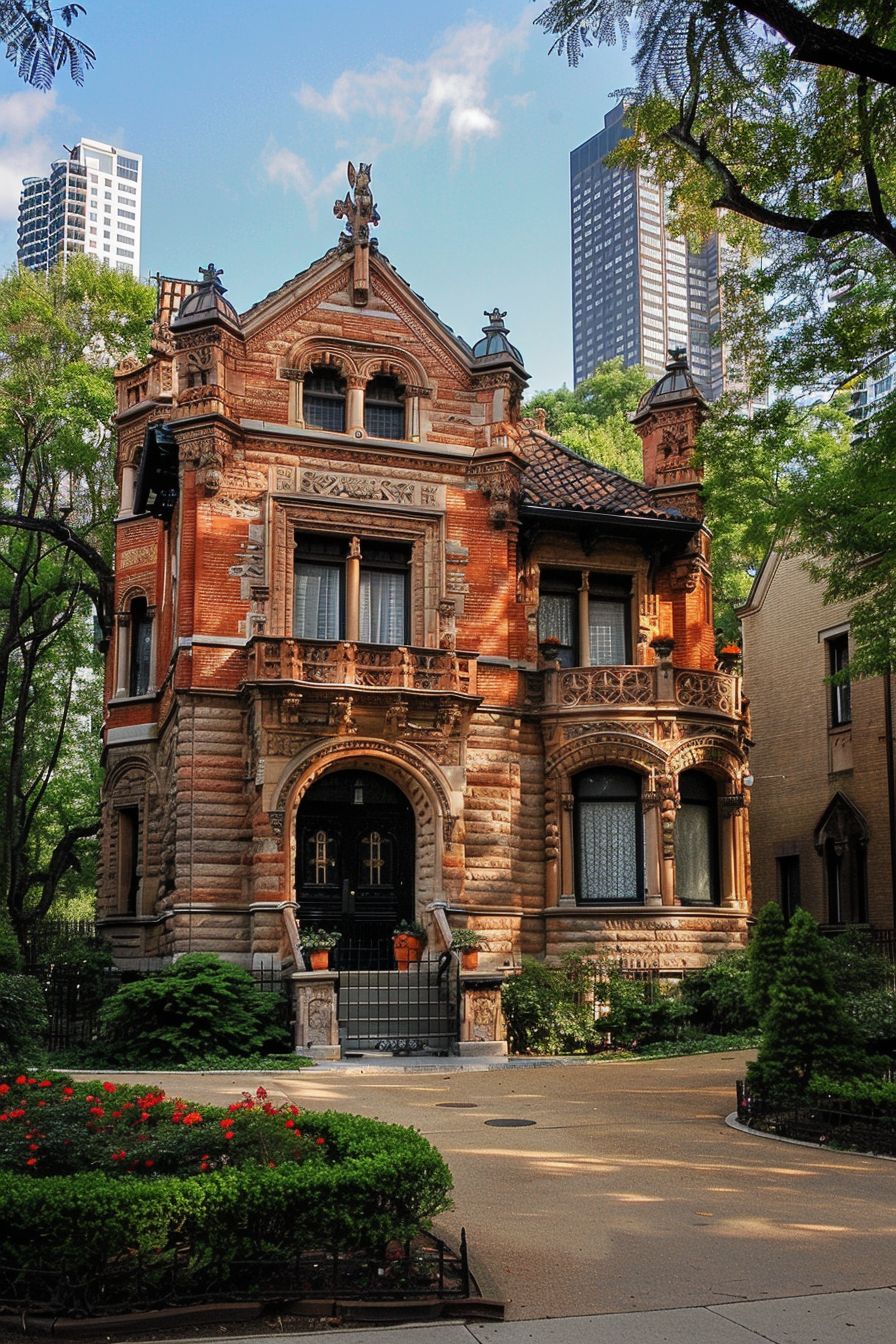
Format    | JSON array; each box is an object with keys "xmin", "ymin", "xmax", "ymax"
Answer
[
  {"xmin": 541, "ymin": 664, "xmax": 740, "ymax": 719},
  {"xmin": 248, "ymin": 637, "xmax": 478, "ymax": 696}
]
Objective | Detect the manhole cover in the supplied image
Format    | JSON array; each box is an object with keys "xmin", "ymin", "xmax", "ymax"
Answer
[
  {"xmin": 484, "ymin": 1118, "xmax": 536, "ymax": 1127},
  {"xmin": 436, "ymin": 1102, "xmax": 479, "ymax": 1108}
]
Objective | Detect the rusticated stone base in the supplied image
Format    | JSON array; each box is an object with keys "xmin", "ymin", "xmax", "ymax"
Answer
[{"xmin": 543, "ymin": 906, "xmax": 749, "ymax": 972}]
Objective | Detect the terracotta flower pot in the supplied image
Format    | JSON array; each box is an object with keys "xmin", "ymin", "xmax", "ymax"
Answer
[
  {"xmin": 460, "ymin": 948, "xmax": 479, "ymax": 971},
  {"xmin": 393, "ymin": 933, "xmax": 423, "ymax": 971},
  {"xmin": 308, "ymin": 949, "xmax": 330, "ymax": 971}
]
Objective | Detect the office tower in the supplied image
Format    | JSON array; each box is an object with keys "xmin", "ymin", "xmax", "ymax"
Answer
[
  {"xmin": 17, "ymin": 138, "xmax": 142, "ymax": 278},
  {"xmin": 570, "ymin": 104, "xmax": 730, "ymax": 398}
]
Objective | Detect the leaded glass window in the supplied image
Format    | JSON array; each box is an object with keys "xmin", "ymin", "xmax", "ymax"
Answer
[
  {"xmin": 304, "ymin": 367, "xmax": 346, "ymax": 431},
  {"xmin": 588, "ymin": 599, "xmax": 627, "ymax": 665},
  {"xmin": 364, "ymin": 375, "xmax": 404, "ymax": 439},
  {"xmin": 575, "ymin": 768, "xmax": 643, "ymax": 904}
]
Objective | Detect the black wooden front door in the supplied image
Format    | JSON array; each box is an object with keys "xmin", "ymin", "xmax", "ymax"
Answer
[{"xmin": 295, "ymin": 771, "xmax": 414, "ymax": 959}]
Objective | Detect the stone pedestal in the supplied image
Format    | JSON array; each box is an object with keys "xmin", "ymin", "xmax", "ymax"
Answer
[
  {"xmin": 459, "ymin": 974, "xmax": 508, "ymax": 1056},
  {"xmin": 291, "ymin": 971, "xmax": 341, "ymax": 1060}
]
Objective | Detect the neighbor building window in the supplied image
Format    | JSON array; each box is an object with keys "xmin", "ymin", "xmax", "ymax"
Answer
[
  {"xmin": 828, "ymin": 632, "xmax": 851, "ymax": 726},
  {"xmin": 575, "ymin": 767, "xmax": 643, "ymax": 904},
  {"xmin": 776, "ymin": 856, "xmax": 801, "ymax": 920}
]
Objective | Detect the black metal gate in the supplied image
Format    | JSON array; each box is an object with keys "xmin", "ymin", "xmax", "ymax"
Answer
[{"xmin": 338, "ymin": 955, "xmax": 460, "ymax": 1054}]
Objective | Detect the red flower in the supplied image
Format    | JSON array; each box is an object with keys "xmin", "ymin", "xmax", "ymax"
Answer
[
  {"xmin": 0, "ymin": 1084, "xmax": 9, "ymax": 1095},
  {"xmin": 144, "ymin": 1159, "xmax": 154, "ymax": 1168},
  {"xmin": 88, "ymin": 1106, "xmax": 105, "ymax": 1117},
  {"xmin": 224, "ymin": 1131, "xmax": 234, "ymax": 1141},
  {"xmin": 28, "ymin": 1143, "xmax": 38, "ymax": 1152},
  {"xmin": 25, "ymin": 1157, "xmax": 37, "ymax": 1166},
  {"xmin": 102, "ymin": 1082, "xmax": 116, "ymax": 1094},
  {"xmin": 199, "ymin": 1161, "xmax": 209, "ymax": 1171},
  {"xmin": 315, "ymin": 1137, "xmax": 325, "ymax": 1146},
  {"xmin": 9, "ymin": 1108, "xmax": 25, "ymax": 1119},
  {"xmin": 37, "ymin": 1080, "xmax": 51, "ymax": 1088},
  {"xmin": 62, "ymin": 1086, "xmax": 74, "ymax": 1097},
  {"xmin": 182, "ymin": 1111, "xmax": 203, "ymax": 1126},
  {"xmin": 285, "ymin": 1119, "xmax": 295, "ymax": 1129},
  {"xmin": 15, "ymin": 1075, "xmax": 26, "ymax": 1085},
  {"xmin": 219, "ymin": 1117, "xmax": 233, "ymax": 1129}
]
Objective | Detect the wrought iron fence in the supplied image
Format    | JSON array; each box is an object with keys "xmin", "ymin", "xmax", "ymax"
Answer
[
  {"xmin": 0, "ymin": 1229, "xmax": 484, "ymax": 1318},
  {"xmin": 736, "ymin": 1079, "xmax": 896, "ymax": 1156}
]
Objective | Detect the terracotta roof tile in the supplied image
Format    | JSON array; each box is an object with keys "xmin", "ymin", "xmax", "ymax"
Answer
[{"xmin": 516, "ymin": 425, "xmax": 687, "ymax": 522}]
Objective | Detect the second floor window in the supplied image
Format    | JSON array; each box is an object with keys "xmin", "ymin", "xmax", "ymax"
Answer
[
  {"xmin": 294, "ymin": 534, "xmax": 410, "ymax": 646},
  {"xmin": 538, "ymin": 569, "xmax": 631, "ymax": 667},
  {"xmin": 129, "ymin": 597, "xmax": 152, "ymax": 696}
]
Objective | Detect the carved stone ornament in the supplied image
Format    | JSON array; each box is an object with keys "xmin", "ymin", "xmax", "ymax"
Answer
[
  {"xmin": 333, "ymin": 161, "xmax": 380, "ymax": 305},
  {"xmin": 300, "ymin": 470, "xmax": 414, "ymax": 504},
  {"xmin": 269, "ymin": 810, "xmax": 284, "ymax": 838},
  {"xmin": 469, "ymin": 460, "xmax": 520, "ymax": 529},
  {"xmin": 198, "ymin": 444, "xmax": 224, "ymax": 496}
]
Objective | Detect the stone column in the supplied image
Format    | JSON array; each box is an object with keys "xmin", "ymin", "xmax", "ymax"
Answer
[
  {"xmin": 578, "ymin": 572, "xmax": 590, "ymax": 667},
  {"xmin": 643, "ymin": 790, "xmax": 663, "ymax": 906},
  {"xmin": 120, "ymin": 463, "xmax": 136, "ymax": 515},
  {"xmin": 658, "ymin": 773, "xmax": 678, "ymax": 905},
  {"xmin": 345, "ymin": 537, "xmax": 361, "ymax": 643},
  {"xmin": 293, "ymin": 372, "xmax": 305, "ymax": 426},
  {"xmin": 114, "ymin": 612, "xmax": 130, "ymax": 698},
  {"xmin": 292, "ymin": 971, "xmax": 340, "ymax": 1060},
  {"xmin": 346, "ymin": 375, "xmax": 365, "ymax": 435},
  {"xmin": 559, "ymin": 791, "xmax": 576, "ymax": 903}
]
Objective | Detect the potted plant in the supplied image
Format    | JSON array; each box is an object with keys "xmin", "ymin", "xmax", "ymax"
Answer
[
  {"xmin": 538, "ymin": 634, "xmax": 562, "ymax": 662},
  {"xmin": 450, "ymin": 927, "xmax": 482, "ymax": 971},
  {"xmin": 300, "ymin": 927, "xmax": 341, "ymax": 971},
  {"xmin": 392, "ymin": 920, "xmax": 426, "ymax": 971},
  {"xmin": 718, "ymin": 643, "xmax": 742, "ymax": 673}
]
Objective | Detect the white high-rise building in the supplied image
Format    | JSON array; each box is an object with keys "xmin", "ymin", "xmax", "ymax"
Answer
[
  {"xmin": 17, "ymin": 138, "xmax": 142, "ymax": 278},
  {"xmin": 570, "ymin": 105, "xmax": 746, "ymax": 401}
]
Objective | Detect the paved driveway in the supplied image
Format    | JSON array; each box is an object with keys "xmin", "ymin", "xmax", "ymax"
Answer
[{"xmin": 82, "ymin": 1054, "xmax": 896, "ymax": 1321}]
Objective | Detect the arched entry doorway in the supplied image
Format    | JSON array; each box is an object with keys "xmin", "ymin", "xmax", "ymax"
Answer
[{"xmin": 295, "ymin": 770, "xmax": 415, "ymax": 961}]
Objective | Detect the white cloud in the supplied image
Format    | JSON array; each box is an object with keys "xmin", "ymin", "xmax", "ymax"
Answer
[
  {"xmin": 0, "ymin": 90, "xmax": 57, "ymax": 220},
  {"xmin": 295, "ymin": 16, "xmax": 528, "ymax": 155}
]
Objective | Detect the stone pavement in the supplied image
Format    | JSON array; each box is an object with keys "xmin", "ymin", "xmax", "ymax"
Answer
[{"xmin": 78, "ymin": 1053, "xmax": 896, "ymax": 1329}]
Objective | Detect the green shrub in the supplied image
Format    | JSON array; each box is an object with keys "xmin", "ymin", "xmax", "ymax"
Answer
[
  {"xmin": 0, "ymin": 1074, "xmax": 453, "ymax": 1311},
  {"xmin": 599, "ymin": 971, "xmax": 688, "ymax": 1049},
  {"xmin": 679, "ymin": 949, "xmax": 756, "ymax": 1034},
  {"xmin": 0, "ymin": 975, "xmax": 47, "ymax": 1064},
  {"xmin": 748, "ymin": 902, "xmax": 786, "ymax": 1019},
  {"xmin": 97, "ymin": 954, "xmax": 290, "ymax": 1065},
  {"xmin": 0, "ymin": 921, "xmax": 23, "ymax": 973},
  {"xmin": 501, "ymin": 958, "xmax": 597, "ymax": 1054},
  {"xmin": 827, "ymin": 927, "xmax": 893, "ymax": 996},
  {"xmin": 809, "ymin": 1074, "xmax": 896, "ymax": 1113},
  {"xmin": 748, "ymin": 909, "xmax": 878, "ymax": 1099}
]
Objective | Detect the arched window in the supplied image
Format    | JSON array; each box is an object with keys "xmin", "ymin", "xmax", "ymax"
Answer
[
  {"xmin": 364, "ymin": 374, "xmax": 404, "ymax": 439},
  {"xmin": 575, "ymin": 767, "xmax": 643, "ymax": 904},
  {"xmin": 129, "ymin": 596, "xmax": 153, "ymax": 697},
  {"xmin": 675, "ymin": 770, "xmax": 719, "ymax": 905},
  {"xmin": 304, "ymin": 366, "xmax": 346, "ymax": 431}
]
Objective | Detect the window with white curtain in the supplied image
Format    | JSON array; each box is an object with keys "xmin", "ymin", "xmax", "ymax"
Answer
[
  {"xmin": 575, "ymin": 768, "xmax": 643, "ymax": 904},
  {"xmin": 294, "ymin": 534, "xmax": 409, "ymax": 646},
  {"xmin": 674, "ymin": 771, "xmax": 719, "ymax": 904},
  {"xmin": 588, "ymin": 599, "xmax": 627, "ymax": 665},
  {"xmin": 537, "ymin": 568, "xmax": 631, "ymax": 667}
]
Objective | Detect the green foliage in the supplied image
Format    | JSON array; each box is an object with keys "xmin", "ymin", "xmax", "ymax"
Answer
[
  {"xmin": 97, "ymin": 954, "xmax": 291, "ymax": 1066},
  {"xmin": 1, "ymin": 0, "xmax": 95, "ymax": 88},
  {"xmin": 0, "ymin": 920, "xmax": 22, "ymax": 972},
  {"xmin": 748, "ymin": 902, "xmax": 786, "ymax": 1020},
  {"xmin": 449, "ymin": 928, "xmax": 481, "ymax": 951},
  {"xmin": 809, "ymin": 1074, "xmax": 896, "ymax": 1114},
  {"xmin": 598, "ymin": 970, "xmax": 688, "ymax": 1048},
  {"xmin": 523, "ymin": 358, "xmax": 651, "ymax": 478},
  {"xmin": 679, "ymin": 949, "xmax": 756, "ymax": 1034},
  {"xmin": 748, "ymin": 909, "xmax": 877, "ymax": 1099},
  {"xmin": 0, "ymin": 1076, "xmax": 453, "ymax": 1311},
  {"xmin": 0, "ymin": 257, "xmax": 155, "ymax": 948},
  {"xmin": 0, "ymin": 974, "xmax": 47, "ymax": 1063},
  {"xmin": 501, "ymin": 957, "xmax": 598, "ymax": 1054},
  {"xmin": 299, "ymin": 927, "xmax": 342, "ymax": 951}
]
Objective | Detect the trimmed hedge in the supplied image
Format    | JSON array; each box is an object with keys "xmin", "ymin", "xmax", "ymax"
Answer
[
  {"xmin": 0, "ymin": 1076, "xmax": 453, "ymax": 1308},
  {"xmin": 0, "ymin": 975, "xmax": 48, "ymax": 1064}
]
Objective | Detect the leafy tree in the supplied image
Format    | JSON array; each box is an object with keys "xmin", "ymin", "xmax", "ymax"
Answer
[
  {"xmin": 523, "ymin": 357, "xmax": 651, "ymax": 478},
  {"xmin": 747, "ymin": 900, "xmax": 786, "ymax": 1020},
  {"xmin": 1, "ymin": 1, "xmax": 94, "ymax": 87},
  {"xmin": 0, "ymin": 256, "xmax": 154, "ymax": 949},
  {"xmin": 535, "ymin": 0, "xmax": 896, "ymax": 673},
  {"xmin": 748, "ymin": 908, "xmax": 875, "ymax": 1098}
]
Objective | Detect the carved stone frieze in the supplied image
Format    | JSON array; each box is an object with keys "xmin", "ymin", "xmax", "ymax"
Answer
[
  {"xmin": 301, "ymin": 469, "xmax": 413, "ymax": 503},
  {"xmin": 468, "ymin": 459, "xmax": 521, "ymax": 529}
]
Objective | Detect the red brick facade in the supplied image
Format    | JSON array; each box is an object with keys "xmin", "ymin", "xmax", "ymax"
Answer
[{"xmin": 100, "ymin": 198, "xmax": 751, "ymax": 974}]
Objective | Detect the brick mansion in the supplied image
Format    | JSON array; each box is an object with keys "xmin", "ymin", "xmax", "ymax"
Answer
[{"xmin": 100, "ymin": 163, "xmax": 752, "ymax": 993}]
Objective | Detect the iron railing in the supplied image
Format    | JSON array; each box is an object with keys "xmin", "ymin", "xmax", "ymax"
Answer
[
  {"xmin": 338, "ymin": 955, "xmax": 460, "ymax": 1054},
  {"xmin": 735, "ymin": 1079, "xmax": 896, "ymax": 1156}
]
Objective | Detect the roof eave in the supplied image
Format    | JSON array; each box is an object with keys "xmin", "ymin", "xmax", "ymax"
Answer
[{"xmin": 520, "ymin": 503, "xmax": 700, "ymax": 539}]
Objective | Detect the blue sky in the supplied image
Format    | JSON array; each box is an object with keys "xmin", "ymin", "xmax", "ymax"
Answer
[{"xmin": 0, "ymin": 1, "xmax": 632, "ymax": 390}]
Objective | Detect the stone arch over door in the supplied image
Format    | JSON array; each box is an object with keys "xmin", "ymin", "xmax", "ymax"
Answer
[{"xmin": 271, "ymin": 738, "xmax": 460, "ymax": 929}]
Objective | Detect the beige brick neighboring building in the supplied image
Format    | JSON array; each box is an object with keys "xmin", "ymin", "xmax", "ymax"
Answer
[
  {"xmin": 740, "ymin": 550, "xmax": 896, "ymax": 929},
  {"xmin": 99, "ymin": 164, "xmax": 752, "ymax": 1023}
]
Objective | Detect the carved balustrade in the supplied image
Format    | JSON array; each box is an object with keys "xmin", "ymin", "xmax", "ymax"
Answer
[
  {"xmin": 248, "ymin": 637, "xmax": 477, "ymax": 696},
  {"xmin": 674, "ymin": 668, "xmax": 740, "ymax": 717},
  {"xmin": 549, "ymin": 666, "xmax": 657, "ymax": 708}
]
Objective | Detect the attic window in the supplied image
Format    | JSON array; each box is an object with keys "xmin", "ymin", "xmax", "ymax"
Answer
[
  {"xmin": 304, "ymin": 367, "xmax": 346, "ymax": 432},
  {"xmin": 364, "ymin": 374, "xmax": 404, "ymax": 439}
]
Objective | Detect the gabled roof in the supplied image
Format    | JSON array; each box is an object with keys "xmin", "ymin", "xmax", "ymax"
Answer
[
  {"xmin": 515, "ymin": 424, "xmax": 694, "ymax": 525},
  {"xmin": 239, "ymin": 246, "xmax": 478, "ymax": 363}
]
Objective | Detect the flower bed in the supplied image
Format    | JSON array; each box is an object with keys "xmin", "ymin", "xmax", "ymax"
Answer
[{"xmin": 0, "ymin": 1074, "xmax": 453, "ymax": 1314}]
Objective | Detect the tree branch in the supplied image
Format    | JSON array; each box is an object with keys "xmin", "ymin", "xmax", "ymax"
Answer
[
  {"xmin": 664, "ymin": 123, "xmax": 896, "ymax": 256},
  {"xmin": 0, "ymin": 511, "xmax": 115, "ymax": 631},
  {"xmin": 735, "ymin": 0, "xmax": 896, "ymax": 89}
]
